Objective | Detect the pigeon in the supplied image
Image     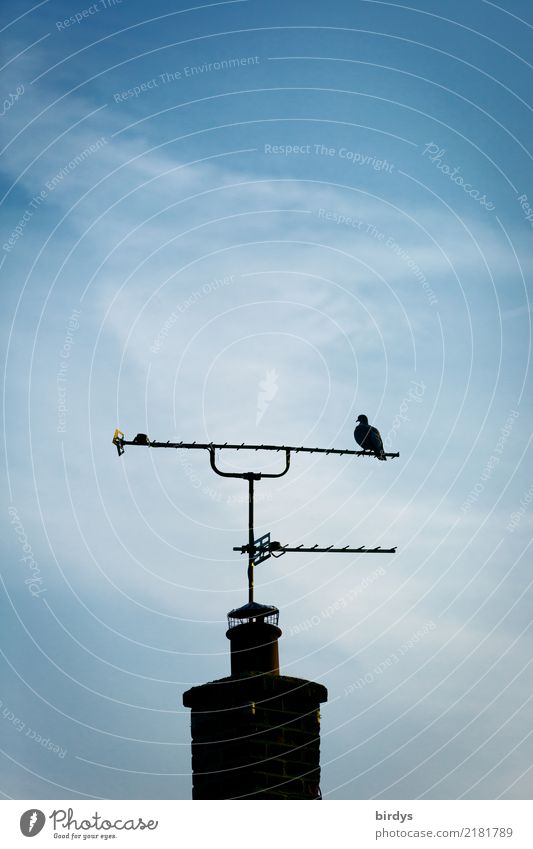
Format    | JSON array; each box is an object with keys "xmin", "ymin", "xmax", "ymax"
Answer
[{"xmin": 354, "ymin": 414, "xmax": 387, "ymax": 460}]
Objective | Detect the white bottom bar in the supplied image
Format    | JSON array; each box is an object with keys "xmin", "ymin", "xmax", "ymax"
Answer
[{"xmin": 1, "ymin": 800, "xmax": 532, "ymax": 848}]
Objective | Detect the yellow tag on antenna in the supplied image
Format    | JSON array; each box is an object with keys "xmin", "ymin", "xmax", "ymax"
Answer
[{"xmin": 113, "ymin": 428, "xmax": 124, "ymax": 444}]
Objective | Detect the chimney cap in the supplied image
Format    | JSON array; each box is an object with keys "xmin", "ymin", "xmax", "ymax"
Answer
[{"xmin": 227, "ymin": 601, "xmax": 279, "ymax": 628}]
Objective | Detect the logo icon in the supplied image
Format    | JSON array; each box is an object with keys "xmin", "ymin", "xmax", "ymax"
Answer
[{"xmin": 20, "ymin": 809, "xmax": 46, "ymax": 837}]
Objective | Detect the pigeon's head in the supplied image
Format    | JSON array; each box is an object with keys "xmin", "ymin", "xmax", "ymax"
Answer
[{"xmin": 356, "ymin": 414, "xmax": 368, "ymax": 425}]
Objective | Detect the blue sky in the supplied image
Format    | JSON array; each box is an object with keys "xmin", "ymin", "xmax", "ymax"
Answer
[{"xmin": 1, "ymin": 0, "xmax": 532, "ymax": 800}]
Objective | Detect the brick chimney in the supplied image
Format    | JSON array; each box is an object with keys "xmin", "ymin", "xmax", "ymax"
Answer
[{"xmin": 182, "ymin": 602, "xmax": 328, "ymax": 799}]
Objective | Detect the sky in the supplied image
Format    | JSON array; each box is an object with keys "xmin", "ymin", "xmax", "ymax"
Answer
[{"xmin": 0, "ymin": 0, "xmax": 532, "ymax": 801}]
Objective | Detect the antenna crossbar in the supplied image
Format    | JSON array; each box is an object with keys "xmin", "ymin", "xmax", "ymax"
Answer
[
  {"xmin": 233, "ymin": 544, "xmax": 397, "ymax": 555},
  {"xmin": 113, "ymin": 432, "xmax": 399, "ymax": 459}
]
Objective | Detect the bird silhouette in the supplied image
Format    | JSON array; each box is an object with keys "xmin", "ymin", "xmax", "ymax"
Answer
[{"xmin": 354, "ymin": 414, "xmax": 387, "ymax": 460}]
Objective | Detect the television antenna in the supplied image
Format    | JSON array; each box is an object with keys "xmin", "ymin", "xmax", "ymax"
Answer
[{"xmin": 112, "ymin": 430, "xmax": 399, "ymax": 604}]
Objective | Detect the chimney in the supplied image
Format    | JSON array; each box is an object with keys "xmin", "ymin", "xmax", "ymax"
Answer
[{"xmin": 182, "ymin": 602, "xmax": 328, "ymax": 799}]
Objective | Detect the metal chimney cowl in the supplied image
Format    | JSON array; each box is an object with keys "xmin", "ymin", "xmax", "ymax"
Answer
[{"xmin": 226, "ymin": 602, "xmax": 281, "ymax": 676}]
